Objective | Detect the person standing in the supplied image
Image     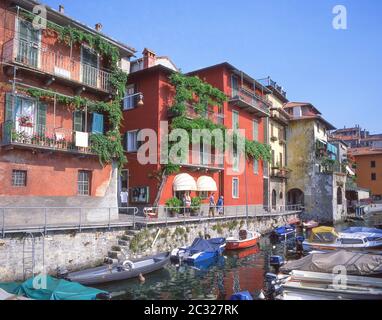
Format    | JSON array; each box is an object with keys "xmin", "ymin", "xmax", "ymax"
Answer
[
  {"xmin": 184, "ymin": 192, "xmax": 192, "ymax": 216},
  {"xmin": 209, "ymin": 193, "xmax": 216, "ymax": 217},
  {"xmin": 217, "ymin": 196, "xmax": 224, "ymax": 216}
]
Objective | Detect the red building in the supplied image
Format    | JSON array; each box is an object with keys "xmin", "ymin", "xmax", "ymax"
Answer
[
  {"xmin": 122, "ymin": 56, "xmax": 271, "ymax": 215},
  {"xmin": 0, "ymin": 1, "xmax": 135, "ymax": 217}
]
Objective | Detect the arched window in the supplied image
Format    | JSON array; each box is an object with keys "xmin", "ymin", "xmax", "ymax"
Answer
[{"xmin": 337, "ymin": 187, "xmax": 343, "ymax": 205}]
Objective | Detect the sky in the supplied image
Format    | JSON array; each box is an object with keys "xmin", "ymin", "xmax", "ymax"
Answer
[{"xmin": 43, "ymin": 0, "xmax": 382, "ymax": 133}]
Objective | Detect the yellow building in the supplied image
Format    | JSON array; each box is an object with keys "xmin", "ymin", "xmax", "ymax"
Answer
[{"xmin": 260, "ymin": 78, "xmax": 290, "ymax": 210}]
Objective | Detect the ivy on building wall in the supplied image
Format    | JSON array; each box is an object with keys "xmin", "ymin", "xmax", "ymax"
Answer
[
  {"xmin": 18, "ymin": 10, "xmax": 129, "ymax": 169},
  {"xmin": 165, "ymin": 73, "xmax": 271, "ymax": 174}
]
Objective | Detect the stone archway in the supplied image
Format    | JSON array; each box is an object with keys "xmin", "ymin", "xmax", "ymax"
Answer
[{"xmin": 287, "ymin": 188, "xmax": 305, "ymax": 206}]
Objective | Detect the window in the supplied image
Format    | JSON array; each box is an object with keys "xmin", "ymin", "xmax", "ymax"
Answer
[
  {"xmin": 233, "ymin": 143, "xmax": 239, "ymax": 172},
  {"xmin": 280, "ymin": 192, "xmax": 283, "ymax": 200},
  {"xmin": 371, "ymin": 173, "xmax": 377, "ymax": 181},
  {"xmin": 293, "ymin": 106, "xmax": 302, "ymax": 118},
  {"xmin": 12, "ymin": 170, "xmax": 27, "ymax": 187},
  {"xmin": 253, "ymin": 119, "xmax": 259, "ymax": 141},
  {"xmin": 337, "ymin": 187, "xmax": 343, "ymax": 205},
  {"xmin": 131, "ymin": 186, "xmax": 149, "ymax": 204},
  {"xmin": 232, "ymin": 178, "xmax": 239, "ymax": 199},
  {"xmin": 231, "ymin": 75, "xmax": 239, "ymax": 97},
  {"xmin": 232, "ymin": 110, "xmax": 239, "ymax": 130},
  {"xmin": 279, "ymin": 152, "xmax": 283, "ymax": 168},
  {"xmin": 272, "ymin": 149, "xmax": 275, "ymax": 167},
  {"xmin": 78, "ymin": 171, "xmax": 91, "ymax": 196},
  {"xmin": 253, "ymin": 159, "xmax": 259, "ymax": 175},
  {"xmin": 371, "ymin": 161, "xmax": 376, "ymax": 168},
  {"xmin": 123, "ymin": 85, "xmax": 136, "ymax": 110},
  {"xmin": 126, "ymin": 130, "xmax": 139, "ymax": 152},
  {"xmin": 73, "ymin": 111, "xmax": 86, "ymax": 132}
]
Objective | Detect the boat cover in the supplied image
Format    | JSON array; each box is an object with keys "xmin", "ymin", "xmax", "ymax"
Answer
[
  {"xmin": 188, "ymin": 238, "xmax": 219, "ymax": 254},
  {"xmin": 0, "ymin": 276, "xmax": 107, "ymax": 300},
  {"xmin": 342, "ymin": 227, "xmax": 382, "ymax": 235},
  {"xmin": 208, "ymin": 238, "xmax": 226, "ymax": 246},
  {"xmin": 308, "ymin": 227, "xmax": 338, "ymax": 243},
  {"xmin": 275, "ymin": 225, "xmax": 295, "ymax": 236},
  {"xmin": 280, "ymin": 250, "xmax": 382, "ymax": 276}
]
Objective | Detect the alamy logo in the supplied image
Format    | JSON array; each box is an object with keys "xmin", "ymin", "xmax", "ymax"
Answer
[{"xmin": 332, "ymin": 5, "xmax": 348, "ymax": 30}]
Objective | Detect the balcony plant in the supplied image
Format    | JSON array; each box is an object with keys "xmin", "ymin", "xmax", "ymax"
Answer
[{"xmin": 165, "ymin": 197, "xmax": 183, "ymax": 217}]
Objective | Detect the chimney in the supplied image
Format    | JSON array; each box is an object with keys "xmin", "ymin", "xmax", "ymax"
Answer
[
  {"xmin": 58, "ymin": 5, "xmax": 64, "ymax": 13},
  {"xmin": 142, "ymin": 48, "xmax": 156, "ymax": 69},
  {"xmin": 95, "ymin": 23, "xmax": 103, "ymax": 32}
]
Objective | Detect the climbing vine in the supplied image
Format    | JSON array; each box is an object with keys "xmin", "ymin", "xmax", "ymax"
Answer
[
  {"xmin": 19, "ymin": 11, "xmax": 129, "ymax": 169},
  {"xmin": 165, "ymin": 73, "xmax": 271, "ymax": 173}
]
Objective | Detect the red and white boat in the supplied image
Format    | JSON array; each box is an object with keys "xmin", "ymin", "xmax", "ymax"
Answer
[
  {"xmin": 226, "ymin": 230, "xmax": 261, "ymax": 250},
  {"xmin": 303, "ymin": 220, "xmax": 319, "ymax": 229}
]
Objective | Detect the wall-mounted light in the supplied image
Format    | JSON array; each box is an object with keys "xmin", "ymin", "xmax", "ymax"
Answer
[{"xmin": 137, "ymin": 93, "xmax": 144, "ymax": 107}]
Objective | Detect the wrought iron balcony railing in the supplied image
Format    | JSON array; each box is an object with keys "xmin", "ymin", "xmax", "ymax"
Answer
[
  {"xmin": 0, "ymin": 121, "xmax": 95, "ymax": 155},
  {"xmin": 2, "ymin": 37, "xmax": 112, "ymax": 92},
  {"xmin": 230, "ymin": 87, "xmax": 271, "ymax": 117}
]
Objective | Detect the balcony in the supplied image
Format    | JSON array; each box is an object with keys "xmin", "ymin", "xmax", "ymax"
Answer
[
  {"xmin": 229, "ymin": 87, "xmax": 270, "ymax": 117},
  {"xmin": 173, "ymin": 151, "xmax": 225, "ymax": 171},
  {"xmin": 2, "ymin": 38, "xmax": 112, "ymax": 93},
  {"xmin": 0, "ymin": 121, "xmax": 95, "ymax": 155},
  {"xmin": 270, "ymin": 108, "xmax": 289, "ymax": 126},
  {"xmin": 168, "ymin": 105, "xmax": 225, "ymax": 125},
  {"xmin": 270, "ymin": 167, "xmax": 290, "ymax": 180},
  {"xmin": 259, "ymin": 77, "xmax": 287, "ymax": 99}
]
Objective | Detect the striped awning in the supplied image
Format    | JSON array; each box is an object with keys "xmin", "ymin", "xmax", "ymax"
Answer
[
  {"xmin": 173, "ymin": 173, "xmax": 197, "ymax": 191},
  {"xmin": 197, "ymin": 176, "xmax": 218, "ymax": 192}
]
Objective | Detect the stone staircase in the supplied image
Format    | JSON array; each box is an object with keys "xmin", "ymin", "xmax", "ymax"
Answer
[{"xmin": 104, "ymin": 229, "xmax": 140, "ymax": 264}]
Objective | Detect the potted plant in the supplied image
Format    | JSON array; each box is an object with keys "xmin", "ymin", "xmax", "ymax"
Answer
[
  {"xmin": 18, "ymin": 115, "xmax": 33, "ymax": 127},
  {"xmin": 190, "ymin": 197, "xmax": 202, "ymax": 216},
  {"xmin": 165, "ymin": 197, "xmax": 182, "ymax": 217}
]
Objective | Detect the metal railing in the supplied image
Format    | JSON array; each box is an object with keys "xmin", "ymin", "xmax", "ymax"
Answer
[
  {"xmin": 0, "ymin": 121, "xmax": 96, "ymax": 154},
  {"xmin": 0, "ymin": 207, "xmax": 139, "ymax": 237},
  {"xmin": 258, "ymin": 77, "xmax": 287, "ymax": 98},
  {"xmin": 174, "ymin": 150, "xmax": 225, "ymax": 169},
  {"xmin": 231, "ymin": 87, "xmax": 271, "ymax": 115},
  {"xmin": 2, "ymin": 37, "xmax": 112, "ymax": 92},
  {"xmin": 130, "ymin": 204, "xmax": 303, "ymax": 227},
  {"xmin": 168, "ymin": 105, "xmax": 225, "ymax": 125}
]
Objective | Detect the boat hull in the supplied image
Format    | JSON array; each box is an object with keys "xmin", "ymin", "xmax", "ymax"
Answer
[
  {"xmin": 303, "ymin": 242, "xmax": 382, "ymax": 252},
  {"xmin": 226, "ymin": 238, "xmax": 259, "ymax": 250},
  {"xmin": 65, "ymin": 252, "xmax": 170, "ymax": 286}
]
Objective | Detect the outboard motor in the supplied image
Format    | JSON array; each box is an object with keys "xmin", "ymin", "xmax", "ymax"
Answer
[
  {"xmin": 296, "ymin": 236, "xmax": 305, "ymax": 255},
  {"xmin": 264, "ymin": 273, "xmax": 280, "ymax": 300},
  {"xmin": 57, "ymin": 267, "xmax": 69, "ymax": 279},
  {"xmin": 269, "ymin": 255, "xmax": 285, "ymax": 273}
]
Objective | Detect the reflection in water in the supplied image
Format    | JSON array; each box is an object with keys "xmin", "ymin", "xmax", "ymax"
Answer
[
  {"xmin": 95, "ymin": 238, "xmax": 296, "ymax": 300},
  {"xmin": 94, "ymin": 219, "xmax": 380, "ymax": 300}
]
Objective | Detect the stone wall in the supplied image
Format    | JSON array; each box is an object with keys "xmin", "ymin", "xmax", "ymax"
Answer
[{"xmin": 0, "ymin": 213, "xmax": 299, "ymax": 282}]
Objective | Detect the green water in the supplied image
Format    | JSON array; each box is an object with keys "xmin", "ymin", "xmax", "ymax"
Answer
[{"xmin": 94, "ymin": 218, "xmax": 380, "ymax": 300}]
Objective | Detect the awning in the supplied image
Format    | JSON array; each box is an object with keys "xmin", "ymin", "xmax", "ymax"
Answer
[
  {"xmin": 197, "ymin": 176, "xmax": 218, "ymax": 192},
  {"xmin": 346, "ymin": 166, "xmax": 355, "ymax": 176},
  {"xmin": 173, "ymin": 173, "xmax": 197, "ymax": 191}
]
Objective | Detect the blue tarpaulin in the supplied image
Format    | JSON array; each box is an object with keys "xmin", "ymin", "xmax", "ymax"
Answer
[
  {"xmin": 0, "ymin": 276, "xmax": 108, "ymax": 300},
  {"xmin": 188, "ymin": 238, "xmax": 218, "ymax": 254},
  {"xmin": 343, "ymin": 227, "xmax": 382, "ymax": 235}
]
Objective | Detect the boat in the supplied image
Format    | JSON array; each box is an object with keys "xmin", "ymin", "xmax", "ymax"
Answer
[
  {"xmin": 226, "ymin": 230, "xmax": 261, "ymax": 250},
  {"xmin": 230, "ymin": 291, "xmax": 253, "ymax": 300},
  {"xmin": 273, "ymin": 224, "xmax": 296, "ymax": 239},
  {"xmin": 64, "ymin": 252, "xmax": 170, "ymax": 286},
  {"xmin": 171, "ymin": 238, "xmax": 225, "ymax": 263},
  {"xmin": 303, "ymin": 226, "xmax": 382, "ymax": 252},
  {"xmin": 364, "ymin": 203, "xmax": 382, "ymax": 216},
  {"xmin": 302, "ymin": 220, "xmax": 319, "ymax": 229},
  {"xmin": 0, "ymin": 276, "xmax": 109, "ymax": 300},
  {"xmin": 0, "ymin": 288, "xmax": 32, "ymax": 300},
  {"xmin": 267, "ymin": 270, "xmax": 382, "ymax": 300},
  {"xmin": 280, "ymin": 250, "xmax": 382, "ymax": 277}
]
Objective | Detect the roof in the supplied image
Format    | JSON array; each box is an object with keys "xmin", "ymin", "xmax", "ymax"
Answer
[
  {"xmin": 288, "ymin": 115, "xmax": 336, "ymax": 130},
  {"xmin": 15, "ymin": 0, "xmax": 136, "ymax": 56},
  {"xmin": 187, "ymin": 62, "xmax": 271, "ymax": 94},
  {"xmin": 349, "ymin": 148, "xmax": 382, "ymax": 157},
  {"xmin": 284, "ymin": 102, "xmax": 321, "ymax": 115}
]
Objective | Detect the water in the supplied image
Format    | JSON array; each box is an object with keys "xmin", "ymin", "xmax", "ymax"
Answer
[
  {"xmin": 95, "ymin": 237, "xmax": 298, "ymax": 300},
  {"xmin": 94, "ymin": 218, "xmax": 382, "ymax": 300}
]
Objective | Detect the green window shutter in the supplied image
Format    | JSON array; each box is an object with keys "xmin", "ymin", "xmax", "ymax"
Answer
[
  {"xmin": 73, "ymin": 111, "xmax": 84, "ymax": 132},
  {"xmin": 5, "ymin": 93, "xmax": 14, "ymax": 122},
  {"xmin": 36, "ymin": 102, "xmax": 47, "ymax": 135}
]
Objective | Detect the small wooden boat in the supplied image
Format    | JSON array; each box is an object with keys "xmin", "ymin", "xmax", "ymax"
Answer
[
  {"xmin": 64, "ymin": 252, "xmax": 170, "ymax": 286},
  {"xmin": 226, "ymin": 230, "xmax": 261, "ymax": 250}
]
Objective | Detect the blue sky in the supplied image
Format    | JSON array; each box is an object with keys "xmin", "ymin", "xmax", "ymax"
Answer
[{"xmin": 44, "ymin": 0, "xmax": 382, "ymax": 133}]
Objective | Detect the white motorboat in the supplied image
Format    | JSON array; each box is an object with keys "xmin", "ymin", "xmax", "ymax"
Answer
[{"xmin": 364, "ymin": 203, "xmax": 382, "ymax": 216}]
